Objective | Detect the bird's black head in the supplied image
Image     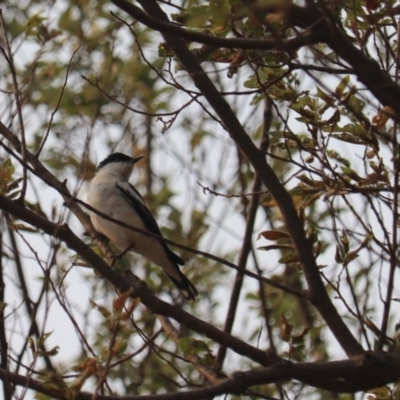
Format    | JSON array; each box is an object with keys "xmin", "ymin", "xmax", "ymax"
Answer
[{"xmin": 97, "ymin": 153, "xmax": 143, "ymax": 170}]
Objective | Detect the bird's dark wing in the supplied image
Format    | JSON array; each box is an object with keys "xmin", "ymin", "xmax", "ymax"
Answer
[{"xmin": 116, "ymin": 181, "xmax": 184, "ymax": 265}]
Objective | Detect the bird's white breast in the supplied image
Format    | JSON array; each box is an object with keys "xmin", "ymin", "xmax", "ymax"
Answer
[
  {"xmin": 87, "ymin": 175, "xmax": 145, "ymax": 251},
  {"xmin": 87, "ymin": 172, "xmax": 179, "ymax": 277}
]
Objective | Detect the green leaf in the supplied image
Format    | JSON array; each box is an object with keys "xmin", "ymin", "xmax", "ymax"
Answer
[
  {"xmin": 278, "ymin": 252, "xmax": 299, "ymax": 264},
  {"xmin": 340, "ymin": 166, "xmax": 362, "ymax": 182},
  {"xmin": 37, "ymin": 331, "xmax": 54, "ymax": 348},
  {"xmin": 177, "ymin": 337, "xmax": 211, "ymax": 357},
  {"xmin": 0, "ymin": 158, "xmax": 15, "ymax": 193},
  {"xmin": 316, "ymin": 87, "xmax": 335, "ymax": 106},
  {"xmin": 25, "ymin": 12, "xmax": 46, "ymax": 37},
  {"xmin": 296, "ymin": 174, "xmax": 325, "ymax": 188},
  {"xmin": 327, "ymin": 150, "xmax": 351, "ymax": 167},
  {"xmin": 335, "ymin": 75, "xmax": 350, "ymax": 98},
  {"xmin": 37, "ymin": 346, "xmax": 60, "ymax": 357},
  {"xmin": 113, "ymin": 256, "xmax": 132, "ymax": 273}
]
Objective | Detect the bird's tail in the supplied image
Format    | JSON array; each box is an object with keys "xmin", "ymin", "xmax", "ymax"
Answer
[{"xmin": 167, "ymin": 271, "xmax": 198, "ymax": 300}]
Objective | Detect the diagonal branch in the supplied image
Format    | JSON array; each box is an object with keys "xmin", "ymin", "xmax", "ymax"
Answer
[
  {"xmin": 217, "ymin": 99, "xmax": 272, "ymax": 367},
  {"xmin": 115, "ymin": 0, "xmax": 364, "ymax": 357},
  {"xmin": 0, "ymin": 194, "xmax": 280, "ymax": 367},
  {"xmin": 0, "ymin": 121, "xmax": 304, "ymax": 299}
]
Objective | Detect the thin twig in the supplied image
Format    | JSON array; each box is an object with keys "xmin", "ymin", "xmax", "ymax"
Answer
[
  {"xmin": 36, "ymin": 45, "xmax": 81, "ymax": 157},
  {"xmin": 0, "ymin": 10, "xmax": 27, "ymax": 202}
]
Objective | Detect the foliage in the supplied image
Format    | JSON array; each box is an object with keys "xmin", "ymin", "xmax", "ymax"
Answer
[{"xmin": 1, "ymin": 0, "xmax": 400, "ymax": 399}]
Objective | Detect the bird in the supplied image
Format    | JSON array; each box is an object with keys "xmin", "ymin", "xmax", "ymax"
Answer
[{"xmin": 86, "ymin": 152, "xmax": 198, "ymax": 300}]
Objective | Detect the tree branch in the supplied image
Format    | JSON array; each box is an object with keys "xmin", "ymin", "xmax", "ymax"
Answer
[
  {"xmin": 111, "ymin": 0, "xmax": 314, "ymax": 52},
  {"xmin": 0, "ymin": 121, "xmax": 304, "ymax": 299},
  {"xmin": 278, "ymin": 3, "xmax": 400, "ymax": 117},
  {"xmin": 0, "ymin": 218, "xmax": 12, "ymax": 400},
  {"xmin": 1, "ymin": 352, "xmax": 400, "ymax": 399},
  {"xmin": 6, "ymin": 220, "xmax": 55, "ymax": 373},
  {"xmin": 118, "ymin": 0, "xmax": 364, "ymax": 357},
  {"xmin": 0, "ymin": 194, "xmax": 280, "ymax": 367},
  {"xmin": 217, "ymin": 98, "xmax": 272, "ymax": 367},
  {"xmin": 112, "ymin": 0, "xmax": 400, "ymax": 117},
  {"xmin": 157, "ymin": 315, "xmax": 223, "ymax": 384}
]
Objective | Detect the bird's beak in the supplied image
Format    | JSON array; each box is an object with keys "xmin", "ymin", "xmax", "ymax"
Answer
[{"xmin": 131, "ymin": 155, "xmax": 145, "ymax": 164}]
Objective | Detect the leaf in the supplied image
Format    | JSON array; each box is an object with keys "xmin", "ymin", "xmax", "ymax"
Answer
[
  {"xmin": 25, "ymin": 12, "xmax": 47, "ymax": 37},
  {"xmin": 280, "ymin": 314, "xmax": 293, "ymax": 342},
  {"xmin": 341, "ymin": 166, "xmax": 362, "ymax": 182},
  {"xmin": 335, "ymin": 245, "xmax": 343, "ymax": 263},
  {"xmin": 257, "ymin": 244, "xmax": 294, "ymax": 251},
  {"xmin": 313, "ymin": 240, "xmax": 325, "ymax": 258},
  {"xmin": 345, "ymin": 249, "xmax": 359, "ymax": 264},
  {"xmin": 316, "ymin": 87, "xmax": 335, "ymax": 106},
  {"xmin": 296, "ymin": 174, "xmax": 325, "ymax": 188},
  {"xmin": 28, "ymin": 337, "xmax": 36, "ymax": 355},
  {"xmin": 335, "ymin": 75, "xmax": 350, "ymax": 98},
  {"xmin": 37, "ymin": 346, "xmax": 60, "ymax": 357},
  {"xmin": 40, "ymin": 371, "xmax": 69, "ymax": 394},
  {"xmin": 303, "ymin": 191, "xmax": 323, "ymax": 207},
  {"xmin": 178, "ymin": 337, "xmax": 212, "ymax": 357},
  {"xmin": 37, "ymin": 331, "xmax": 54, "ymax": 347},
  {"xmin": 369, "ymin": 161, "xmax": 390, "ymax": 183},
  {"xmin": 372, "ymin": 106, "xmax": 394, "ymax": 129},
  {"xmin": 290, "ymin": 101, "xmax": 318, "ymax": 122},
  {"xmin": 305, "ymin": 155, "xmax": 314, "ymax": 163},
  {"xmin": 258, "ymin": 230, "xmax": 290, "ymax": 241},
  {"xmin": 327, "ymin": 150, "xmax": 351, "ymax": 167},
  {"xmin": 340, "ymin": 231, "xmax": 349, "ymax": 254},
  {"xmin": 0, "ymin": 158, "xmax": 15, "ymax": 193},
  {"xmin": 90, "ymin": 299, "xmax": 111, "ymax": 319},
  {"xmin": 278, "ymin": 252, "xmax": 299, "ymax": 264},
  {"xmin": 113, "ymin": 256, "xmax": 131, "ymax": 273},
  {"xmin": 158, "ymin": 42, "xmax": 174, "ymax": 58},
  {"xmin": 113, "ymin": 289, "xmax": 133, "ymax": 312}
]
